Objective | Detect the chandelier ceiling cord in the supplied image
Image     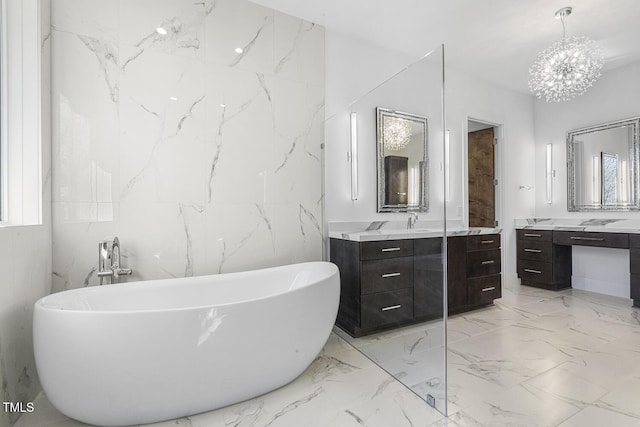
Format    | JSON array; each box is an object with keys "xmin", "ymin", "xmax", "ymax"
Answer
[{"xmin": 528, "ymin": 6, "xmax": 604, "ymax": 103}]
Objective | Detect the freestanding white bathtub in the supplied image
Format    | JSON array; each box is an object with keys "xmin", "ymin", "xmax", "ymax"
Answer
[{"xmin": 33, "ymin": 261, "xmax": 339, "ymax": 426}]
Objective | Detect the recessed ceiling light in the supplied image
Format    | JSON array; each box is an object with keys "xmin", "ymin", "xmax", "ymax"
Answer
[
  {"xmin": 156, "ymin": 27, "xmax": 168, "ymax": 35},
  {"xmin": 220, "ymin": 103, "xmax": 226, "ymax": 108},
  {"xmin": 234, "ymin": 47, "xmax": 243, "ymax": 54},
  {"xmin": 170, "ymin": 96, "xmax": 178, "ymax": 101}
]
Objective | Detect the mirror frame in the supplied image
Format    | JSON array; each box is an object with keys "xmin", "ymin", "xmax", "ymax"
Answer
[
  {"xmin": 567, "ymin": 116, "xmax": 640, "ymax": 211},
  {"xmin": 376, "ymin": 107, "xmax": 428, "ymax": 213}
]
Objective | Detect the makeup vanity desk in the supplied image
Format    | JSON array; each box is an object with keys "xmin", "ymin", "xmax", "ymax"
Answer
[{"xmin": 516, "ymin": 219, "xmax": 640, "ymax": 308}]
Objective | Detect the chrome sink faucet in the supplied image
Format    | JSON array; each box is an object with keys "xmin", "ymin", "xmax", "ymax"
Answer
[
  {"xmin": 407, "ymin": 212, "xmax": 418, "ymax": 230},
  {"xmin": 97, "ymin": 236, "xmax": 133, "ymax": 285}
]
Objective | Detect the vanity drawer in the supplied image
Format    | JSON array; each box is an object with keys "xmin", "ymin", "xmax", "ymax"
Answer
[
  {"xmin": 467, "ymin": 249, "xmax": 501, "ymax": 277},
  {"xmin": 517, "ymin": 260, "xmax": 552, "ymax": 284},
  {"xmin": 468, "ymin": 274, "xmax": 501, "ymax": 306},
  {"xmin": 517, "ymin": 239, "xmax": 552, "ymax": 262},
  {"xmin": 517, "ymin": 229, "xmax": 552, "ymax": 242},
  {"xmin": 361, "ymin": 288, "xmax": 413, "ymax": 330},
  {"xmin": 361, "ymin": 257, "xmax": 413, "ymax": 294},
  {"xmin": 360, "ymin": 240, "xmax": 414, "ymax": 261},
  {"xmin": 467, "ymin": 234, "xmax": 500, "ymax": 251},
  {"xmin": 553, "ymin": 231, "xmax": 629, "ymax": 248}
]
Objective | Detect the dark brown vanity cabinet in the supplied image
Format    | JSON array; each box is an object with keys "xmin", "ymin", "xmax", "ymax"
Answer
[
  {"xmin": 331, "ymin": 237, "xmax": 442, "ymax": 337},
  {"xmin": 331, "ymin": 234, "xmax": 501, "ymax": 337},
  {"xmin": 516, "ymin": 229, "xmax": 571, "ymax": 291},
  {"xmin": 448, "ymin": 234, "xmax": 502, "ymax": 314}
]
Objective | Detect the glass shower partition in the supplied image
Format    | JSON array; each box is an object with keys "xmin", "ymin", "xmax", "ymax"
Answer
[{"xmin": 323, "ymin": 45, "xmax": 448, "ymax": 417}]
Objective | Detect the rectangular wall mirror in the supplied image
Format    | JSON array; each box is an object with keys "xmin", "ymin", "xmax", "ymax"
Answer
[
  {"xmin": 376, "ymin": 107, "xmax": 428, "ymax": 212},
  {"xmin": 567, "ymin": 117, "xmax": 640, "ymax": 211}
]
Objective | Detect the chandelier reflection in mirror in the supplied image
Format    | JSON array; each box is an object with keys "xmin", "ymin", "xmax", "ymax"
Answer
[
  {"xmin": 528, "ymin": 6, "xmax": 604, "ymax": 103},
  {"xmin": 383, "ymin": 116, "xmax": 412, "ymax": 151}
]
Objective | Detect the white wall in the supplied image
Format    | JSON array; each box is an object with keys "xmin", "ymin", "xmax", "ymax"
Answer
[
  {"xmin": 533, "ymin": 60, "xmax": 640, "ymax": 297},
  {"xmin": 0, "ymin": 1, "xmax": 52, "ymax": 426},
  {"xmin": 50, "ymin": 0, "xmax": 325, "ymax": 290},
  {"xmin": 325, "ymin": 31, "xmax": 536, "ymax": 275},
  {"xmin": 534, "ymin": 61, "xmax": 640, "ymax": 217}
]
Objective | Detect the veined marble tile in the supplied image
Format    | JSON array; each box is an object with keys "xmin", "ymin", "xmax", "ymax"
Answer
[
  {"xmin": 446, "ymin": 362, "xmax": 511, "ymax": 411},
  {"xmin": 119, "ymin": 201, "xmax": 207, "ymax": 280},
  {"xmin": 596, "ymin": 375, "xmax": 640, "ymax": 419},
  {"xmin": 119, "ymin": 48, "xmax": 207, "ymax": 204},
  {"xmin": 270, "ymin": 202, "xmax": 323, "ymax": 264},
  {"xmin": 350, "ymin": 327, "xmax": 445, "ymax": 365},
  {"xmin": 203, "ymin": 203, "xmax": 279, "ymax": 274},
  {"xmin": 205, "ymin": 66, "xmax": 277, "ymax": 205},
  {"xmin": 448, "ymin": 328, "xmax": 574, "ymax": 376},
  {"xmin": 316, "ymin": 387, "xmax": 444, "ymax": 427},
  {"xmin": 553, "ymin": 351, "xmax": 640, "ymax": 391},
  {"xmin": 524, "ymin": 366, "xmax": 610, "ymax": 404},
  {"xmin": 538, "ymin": 322, "xmax": 617, "ymax": 357},
  {"xmin": 558, "ymin": 405, "xmax": 640, "ymax": 427},
  {"xmin": 120, "ymin": 0, "xmax": 208, "ymax": 63},
  {"xmin": 52, "ymin": 29, "xmax": 120, "ymax": 203},
  {"xmin": 205, "ymin": 0, "xmax": 275, "ymax": 73},
  {"xmin": 273, "ymin": 12, "xmax": 325, "ymax": 86},
  {"xmin": 447, "ymin": 305, "xmax": 530, "ymax": 340},
  {"xmin": 269, "ymin": 76, "xmax": 324, "ymax": 207},
  {"xmin": 462, "ymin": 382, "xmax": 582, "ymax": 427},
  {"xmin": 51, "ymin": 0, "xmax": 118, "ymax": 42}
]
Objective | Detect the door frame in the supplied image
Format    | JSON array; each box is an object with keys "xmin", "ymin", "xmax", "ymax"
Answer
[{"xmin": 463, "ymin": 117, "xmax": 504, "ymax": 230}]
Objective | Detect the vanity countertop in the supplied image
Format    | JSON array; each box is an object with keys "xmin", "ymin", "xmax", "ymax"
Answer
[
  {"xmin": 515, "ymin": 218, "xmax": 640, "ymax": 234},
  {"xmin": 329, "ymin": 224, "xmax": 501, "ymax": 242}
]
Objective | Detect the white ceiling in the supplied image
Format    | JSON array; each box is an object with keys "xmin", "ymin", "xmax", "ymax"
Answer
[{"xmin": 251, "ymin": 0, "xmax": 640, "ymax": 94}]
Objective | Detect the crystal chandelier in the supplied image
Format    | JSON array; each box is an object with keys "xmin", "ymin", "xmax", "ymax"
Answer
[
  {"xmin": 383, "ymin": 117, "xmax": 412, "ymax": 151},
  {"xmin": 528, "ymin": 7, "xmax": 604, "ymax": 103}
]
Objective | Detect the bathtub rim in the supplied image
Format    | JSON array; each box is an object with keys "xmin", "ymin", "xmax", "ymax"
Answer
[{"xmin": 35, "ymin": 261, "xmax": 339, "ymax": 315}]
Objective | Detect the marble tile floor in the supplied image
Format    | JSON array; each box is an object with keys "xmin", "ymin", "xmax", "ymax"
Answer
[
  {"xmin": 14, "ymin": 333, "xmax": 445, "ymax": 427},
  {"xmin": 16, "ymin": 276, "xmax": 640, "ymax": 426}
]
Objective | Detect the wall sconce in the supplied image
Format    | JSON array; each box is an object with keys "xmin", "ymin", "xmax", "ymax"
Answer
[
  {"xmin": 350, "ymin": 112, "xmax": 358, "ymax": 201},
  {"xmin": 445, "ymin": 130, "xmax": 450, "ymax": 203},
  {"xmin": 593, "ymin": 155, "xmax": 600, "ymax": 204},
  {"xmin": 545, "ymin": 143, "xmax": 553, "ymax": 204}
]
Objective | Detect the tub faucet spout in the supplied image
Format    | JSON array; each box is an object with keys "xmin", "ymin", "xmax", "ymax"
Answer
[
  {"xmin": 407, "ymin": 212, "xmax": 418, "ymax": 230},
  {"xmin": 97, "ymin": 237, "xmax": 133, "ymax": 285}
]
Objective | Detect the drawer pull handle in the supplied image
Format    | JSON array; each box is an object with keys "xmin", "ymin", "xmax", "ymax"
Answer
[
  {"xmin": 381, "ymin": 304, "xmax": 401, "ymax": 312},
  {"xmin": 481, "ymin": 240, "xmax": 494, "ymax": 244},
  {"xmin": 381, "ymin": 247, "xmax": 401, "ymax": 252},
  {"xmin": 396, "ymin": 192, "xmax": 407, "ymax": 196},
  {"xmin": 524, "ymin": 233, "xmax": 541, "ymax": 237},
  {"xmin": 381, "ymin": 272, "xmax": 401, "ymax": 278},
  {"xmin": 524, "ymin": 249, "xmax": 542, "ymax": 253},
  {"xmin": 570, "ymin": 236, "xmax": 605, "ymax": 242},
  {"xmin": 525, "ymin": 268, "xmax": 542, "ymax": 274},
  {"xmin": 481, "ymin": 260, "xmax": 495, "ymax": 265},
  {"xmin": 482, "ymin": 287, "xmax": 496, "ymax": 292}
]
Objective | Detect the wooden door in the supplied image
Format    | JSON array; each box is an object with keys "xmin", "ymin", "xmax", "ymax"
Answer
[
  {"xmin": 384, "ymin": 156, "xmax": 408, "ymax": 206},
  {"xmin": 468, "ymin": 128, "xmax": 495, "ymax": 227}
]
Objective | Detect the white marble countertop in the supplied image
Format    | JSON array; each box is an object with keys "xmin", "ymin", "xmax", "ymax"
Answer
[
  {"xmin": 328, "ymin": 220, "xmax": 501, "ymax": 242},
  {"xmin": 515, "ymin": 218, "xmax": 640, "ymax": 234}
]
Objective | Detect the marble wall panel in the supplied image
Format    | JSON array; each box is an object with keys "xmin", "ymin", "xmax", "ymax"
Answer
[{"xmin": 51, "ymin": 0, "xmax": 325, "ymax": 289}]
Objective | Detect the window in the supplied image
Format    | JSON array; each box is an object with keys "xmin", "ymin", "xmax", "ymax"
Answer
[{"xmin": 0, "ymin": 0, "xmax": 43, "ymax": 226}]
